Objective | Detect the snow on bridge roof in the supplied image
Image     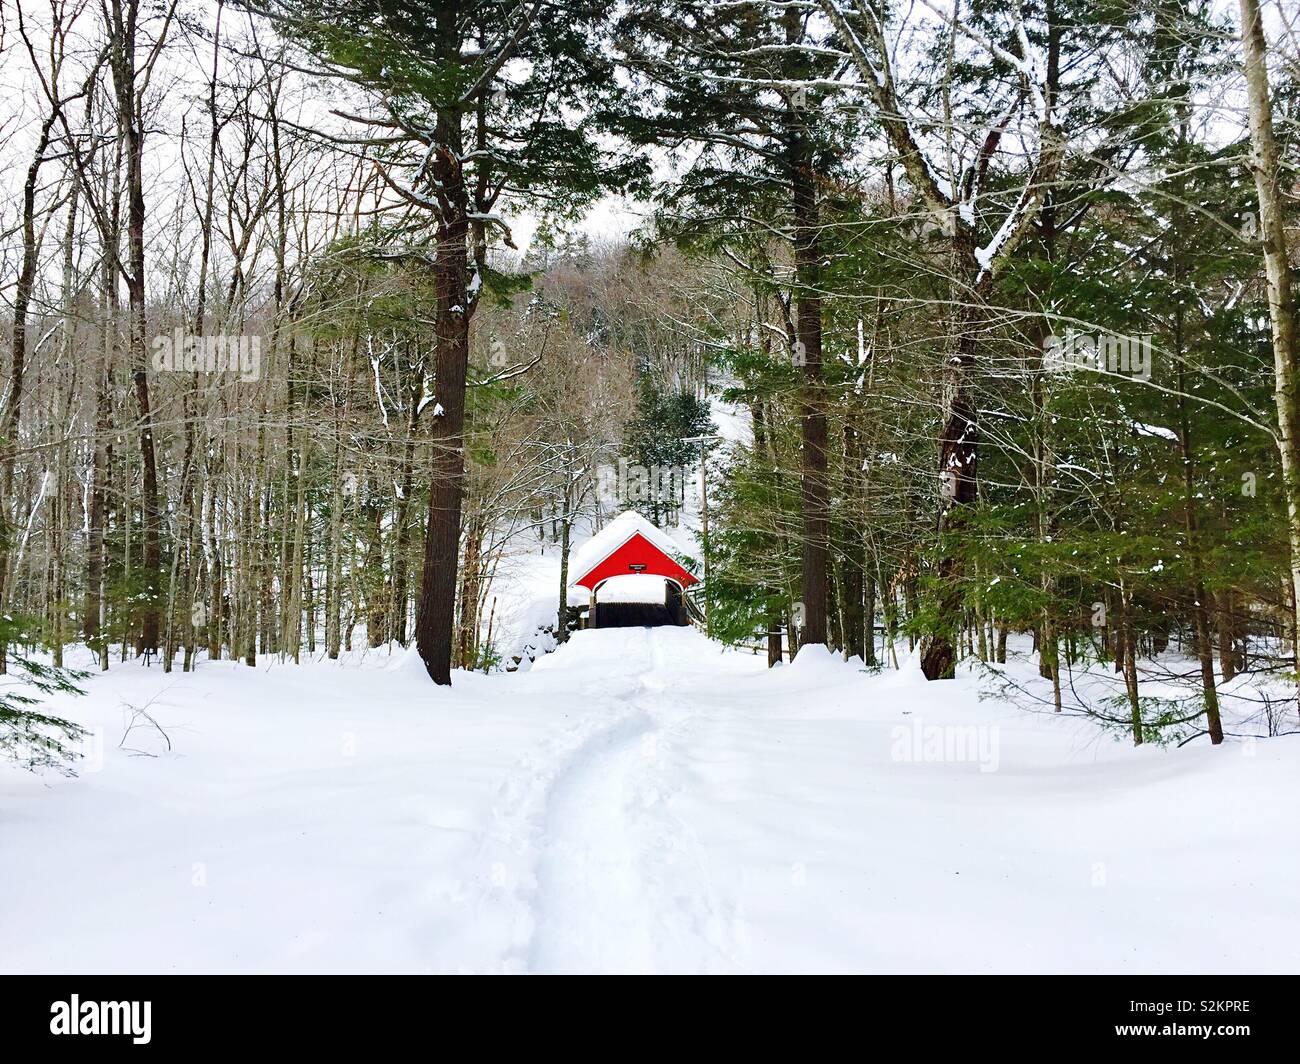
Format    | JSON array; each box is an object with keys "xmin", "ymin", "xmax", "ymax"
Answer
[{"xmin": 570, "ymin": 510, "xmax": 697, "ymax": 591}]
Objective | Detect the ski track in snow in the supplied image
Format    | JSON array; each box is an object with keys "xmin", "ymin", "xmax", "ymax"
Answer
[
  {"xmin": 479, "ymin": 627, "xmax": 737, "ymax": 974},
  {"xmin": 526, "ymin": 701, "xmax": 659, "ymax": 973}
]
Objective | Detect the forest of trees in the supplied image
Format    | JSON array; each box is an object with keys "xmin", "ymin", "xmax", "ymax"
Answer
[{"xmin": 2, "ymin": 0, "xmax": 1298, "ymax": 763}]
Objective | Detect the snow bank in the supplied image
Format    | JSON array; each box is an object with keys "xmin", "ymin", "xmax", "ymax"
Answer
[{"xmin": 782, "ymin": 641, "xmax": 850, "ymax": 679}]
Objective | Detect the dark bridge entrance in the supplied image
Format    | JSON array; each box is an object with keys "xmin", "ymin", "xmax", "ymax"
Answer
[
  {"xmin": 592, "ymin": 600, "xmax": 676, "ymax": 628},
  {"xmin": 589, "ymin": 575, "xmax": 689, "ymax": 628}
]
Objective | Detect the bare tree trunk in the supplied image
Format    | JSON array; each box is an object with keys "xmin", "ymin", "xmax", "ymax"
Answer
[
  {"xmin": 840, "ymin": 424, "xmax": 865, "ymax": 662},
  {"xmin": 108, "ymin": 0, "xmax": 166, "ymax": 656},
  {"xmin": 390, "ymin": 385, "xmax": 420, "ymax": 645},
  {"xmin": 326, "ymin": 437, "xmax": 344, "ymax": 659},
  {"xmin": 0, "ymin": 103, "xmax": 60, "ymax": 672},
  {"xmin": 1117, "ymin": 583, "xmax": 1143, "ymax": 746},
  {"xmin": 1166, "ymin": 254, "xmax": 1224, "ymax": 745},
  {"xmin": 206, "ymin": 458, "xmax": 224, "ymax": 662},
  {"xmin": 1217, "ymin": 589, "xmax": 1243, "ymax": 681},
  {"xmin": 456, "ymin": 512, "xmax": 485, "ymax": 664},
  {"xmin": 791, "ymin": 155, "xmax": 827, "ymax": 651},
  {"xmin": 1239, "ymin": 0, "xmax": 1300, "ymax": 705},
  {"xmin": 766, "ymin": 604, "xmax": 783, "ymax": 668},
  {"xmin": 557, "ymin": 501, "xmax": 572, "ymax": 645}
]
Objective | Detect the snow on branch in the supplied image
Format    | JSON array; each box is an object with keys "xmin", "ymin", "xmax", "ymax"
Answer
[{"xmin": 816, "ymin": 0, "xmax": 952, "ymax": 221}]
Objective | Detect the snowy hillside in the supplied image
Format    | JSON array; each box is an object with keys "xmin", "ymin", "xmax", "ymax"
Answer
[{"xmin": 2, "ymin": 627, "xmax": 1296, "ymax": 974}]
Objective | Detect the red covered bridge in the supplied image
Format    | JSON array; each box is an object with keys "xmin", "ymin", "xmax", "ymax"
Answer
[{"xmin": 570, "ymin": 511, "xmax": 699, "ymax": 628}]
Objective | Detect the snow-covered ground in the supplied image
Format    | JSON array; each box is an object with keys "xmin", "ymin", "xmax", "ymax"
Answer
[{"xmin": 2, "ymin": 626, "xmax": 1297, "ymax": 974}]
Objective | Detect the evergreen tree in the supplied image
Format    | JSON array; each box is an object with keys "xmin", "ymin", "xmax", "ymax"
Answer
[
  {"xmin": 258, "ymin": 0, "xmax": 644, "ymax": 683},
  {"xmin": 624, "ymin": 384, "xmax": 714, "ymax": 523},
  {"xmin": 0, "ymin": 617, "xmax": 86, "ymax": 774},
  {"xmin": 615, "ymin": 1, "xmax": 863, "ymax": 650}
]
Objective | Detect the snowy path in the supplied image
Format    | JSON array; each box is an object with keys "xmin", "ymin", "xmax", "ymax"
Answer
[
  {"xmin": 522, "ymin": 629, "xmax": 734, "ymax": 973},
  {"xmin": 526, "ymin": 702, "xmax": 659, "ymax": 972},
  {"xmin": 2, "ymin": 626, "xmax": 1299, "ymax": 973}
]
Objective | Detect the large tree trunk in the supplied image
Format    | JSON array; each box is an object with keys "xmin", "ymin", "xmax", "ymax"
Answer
[
  {"xmin": 87, "ymin": 145, "xmax": 120, "ymax": 667},
  {"xmin": 109, "ymin": 0, "xmax": 163, "ymax": 655},
  {"xmin": 791, "ymin": 157, "xmax": 828, "ymax": 651},
  {"xmin": 920, "ymin": 290, "xmax": 982, "ymax": 679},
  {"xmin": 415, "ymin": 103, "xmax": 471, "ymax": 685},
  {"xmin": 1239, "ymin": 0, "xmax": 1300, "ymax": 701}
]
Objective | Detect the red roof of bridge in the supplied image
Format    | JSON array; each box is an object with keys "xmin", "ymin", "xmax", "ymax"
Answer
[{"xmin": 570, "ymin": 512, "xmax": 699, "ymax": 592}]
